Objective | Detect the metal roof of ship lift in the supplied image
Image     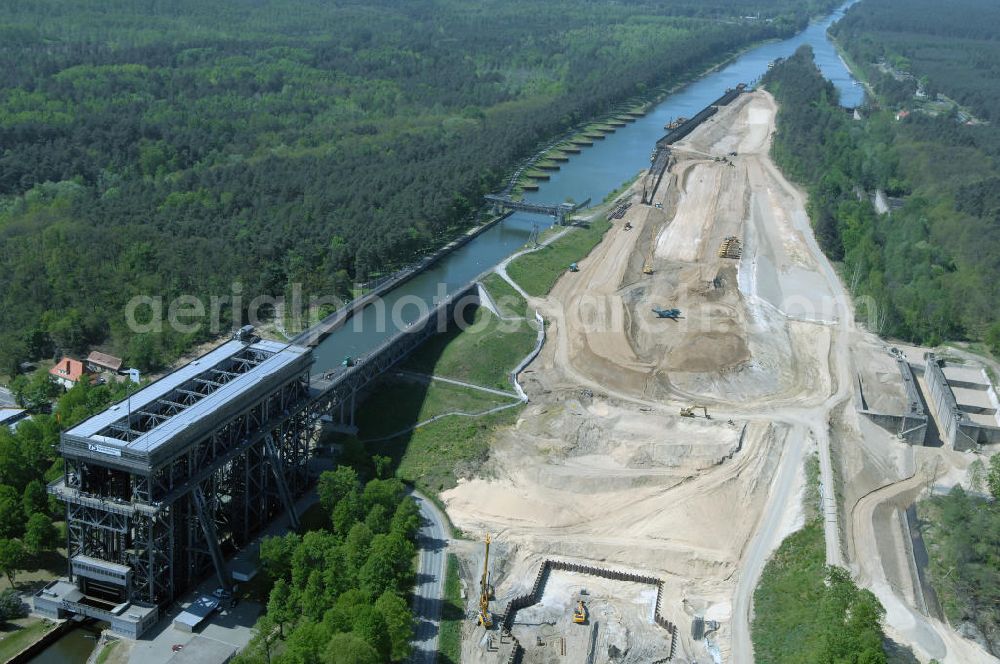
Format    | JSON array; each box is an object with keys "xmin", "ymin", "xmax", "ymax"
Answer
[{"xmin": 62, "ymin": 339, "xmax": 312, "ymax": 463}]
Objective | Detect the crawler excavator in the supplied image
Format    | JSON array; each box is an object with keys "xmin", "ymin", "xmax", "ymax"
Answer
[
  {"xmin": 572, "ymin": 600, "xmax": 588, "ymax": 624},
  {"xmin": 642, "ymin": 239, "xmax": 655, "ymax": 275},
  {"xmin": 477, "ymin": 533, "xmax": 493, "ymax": 628},
  {"xmin": 680, "ymin": 405, "xmax": 711, "ymax": 419}
]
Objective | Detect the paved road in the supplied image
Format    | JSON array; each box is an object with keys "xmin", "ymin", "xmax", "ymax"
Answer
[{"xmin": 408, "ymin": 491, "xmax": 451, "ymax": 664}]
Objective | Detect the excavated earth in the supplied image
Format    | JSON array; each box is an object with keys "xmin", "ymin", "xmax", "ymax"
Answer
[{"xmin": 445, "ymin": 91, "xmax": 1000, "ymax": 664}]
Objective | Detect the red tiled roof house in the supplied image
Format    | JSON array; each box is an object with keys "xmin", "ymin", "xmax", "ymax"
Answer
[{"xmin": 49, "ymin": 357, "xmax": 90, "ymax": 389}]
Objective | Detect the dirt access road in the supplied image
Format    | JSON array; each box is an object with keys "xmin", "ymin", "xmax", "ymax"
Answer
[{"xmin": 443, "ymin": 91, "xmax": 984, "ymax": 663}]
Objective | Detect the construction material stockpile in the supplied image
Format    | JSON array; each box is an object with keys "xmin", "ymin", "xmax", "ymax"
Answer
[{"xmin": 609, "ymin": 201, "xmax": 632, "ymax": 220}]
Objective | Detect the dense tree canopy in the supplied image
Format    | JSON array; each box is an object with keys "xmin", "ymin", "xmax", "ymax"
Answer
[
  {"xmin": 764, "ymin": 28, "xmax": 1000, "ymax": 346},
  {"xmin": 239, "ymin": 469, "xmax": 421, "ymax": 664},
  {"xmin": 918, "ymin": 485, "xmax": 1000, "ymax": 655},
  {"xmin": 0, "ymin": 0, "xmax": 839, "ymax": 371}
]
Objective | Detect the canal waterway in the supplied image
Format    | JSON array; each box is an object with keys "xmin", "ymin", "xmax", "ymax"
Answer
[
  {"xmin": 24, "ymin": 624, "xmax": 102, "ymax": 664},
  {"xmin": 312, "ymin": 0, "xmax": 863, "ymax": 372}
]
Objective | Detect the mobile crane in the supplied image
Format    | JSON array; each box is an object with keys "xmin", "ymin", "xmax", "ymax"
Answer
[{"xmin": 477, "ymin": 533, "xmax": 493, "ymax": 628}]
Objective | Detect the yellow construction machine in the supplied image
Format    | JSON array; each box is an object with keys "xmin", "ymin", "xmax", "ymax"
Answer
[
  {"xmin": 572, "ymin": 600, "xmax": 588, "ymax": 624},
  {"xmin": 718, "ymin": 236, "xmax": 743, "ymax": 259},
  {"xmin": 477, "ymin": 533, "xmax": 493, "ymax": 628},
  {"xmin": 680, "ymin": 405, "xmax": 711, "ymax": 419}
]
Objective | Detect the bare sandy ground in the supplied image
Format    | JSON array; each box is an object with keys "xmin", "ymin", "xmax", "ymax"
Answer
[
  {"xmin": 444, "ymin": 91, "xmax": 996, "ymax": 663},
  {"xmin": 446, "ymin": 93, "xmax": 825, "ymax": 663}
]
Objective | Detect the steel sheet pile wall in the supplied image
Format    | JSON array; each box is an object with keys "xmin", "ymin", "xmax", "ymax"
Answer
[
  {"xmin": 655, "ymin": 106, "xmax": 718, "ymax": 148},
  {"xmin": 498, "ymin": 560, "xmax": 678, "ymax": 663}
]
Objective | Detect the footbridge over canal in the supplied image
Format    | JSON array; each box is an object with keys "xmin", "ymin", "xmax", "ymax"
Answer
[{"xmin": 485, "ymin": 194, "xmax": 590, "ymax": 225}]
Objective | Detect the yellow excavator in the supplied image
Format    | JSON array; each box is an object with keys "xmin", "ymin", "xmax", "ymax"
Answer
[
  {"xmin": 680, "ymin": 405, "xmax": 711, "ymax": 419},
  {"xmin": 477, "ymin": 533, "xmax": 493, "ymax": 628},
  {"xmin": 643, "ymin": 241, "xmax": 655, "ymax": 275},
  {"xmin": 572, "ymin": 600, "xmax": 588, "ymax": 624}
]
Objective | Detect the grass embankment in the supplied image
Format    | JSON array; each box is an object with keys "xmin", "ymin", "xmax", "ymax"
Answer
[
  {"xmin": 479, "ymin": 273, "xmax": 528, "ymax": 319},
  {"xmin": 0, "ymin": 618, "xmax": 56, "ymax": 662},
  {"xmin": 438, "ymin": 554, "xmax": 465, "ymax": 664},
  {"xmin": 95, "ymin": 639, "xmax": 119, "ymax": 664},
  {"xmin": 506, "ymin": 218, "xmax": 612, "ymax": 297},
  {"xmin": 751, "ymin": 453, "xmax": 888, "ymax": 664},
  {"xmin": 358, "ymin": 380, "xmax": 517, "ymax": 441},
  {"xmin": 402, "ymin": 307, "xmax": 536, "ymax": 390},
  {"xmin": 336, "ymin": 294, "xmax": 533, "ymax": 496},
  {"xmin": 751, "ymin": 521, "xmax": 887, "ymax": 663}
]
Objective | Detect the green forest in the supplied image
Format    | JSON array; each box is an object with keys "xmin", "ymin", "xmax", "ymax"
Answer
[
  {"xmin": 763, "ymin": 2, "xmax": 1000, "ymax": 348},
  {"xmin": 917, "ymin": 475, "xmax": 1000, "ymax": 657},
  {"xmin": 237, "ymin": 466, "xmax": 423, "ymax": 664},
  {"xmin": 0, "ymin": 378, "xmax": 132, "ymax": 588},
  {"xmin": 0, "ymin": 0, "xmax": 839, "ymax": 373},
  {"xmin": 752, "ymin": 522, "xmax": 887, "ymax": 663}
]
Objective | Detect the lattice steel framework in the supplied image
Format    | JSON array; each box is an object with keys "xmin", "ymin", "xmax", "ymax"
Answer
[
  {"xmin": 52, "ymin": 283, "xmax": 483, "ymax": 612},
  {"xmin": 54, "ymin": 348, "xmax": 316, "ymax": 608}
]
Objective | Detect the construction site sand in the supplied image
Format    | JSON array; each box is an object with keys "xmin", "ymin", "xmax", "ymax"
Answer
[
  {"xmin": 509, "ymin": 571, "xmax": 671, "ymax": 664},
  {"xmin": 535, "ymin": 93, "xmax": 837, "ymax": 407},
  {"xmin": 448, "ymin": 92, "xmax": 871, "ymax": 663}
]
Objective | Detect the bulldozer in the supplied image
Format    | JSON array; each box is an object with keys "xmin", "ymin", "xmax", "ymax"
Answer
[
  {"xmin": 572, "ymin": 600, "xmax": 588, "ymax": 624},
  {"xmin": 680, "ymin": 405, "xmax": 711, "ymax": 419},
  {"xmin": 477, "ymin": 534, "xmax": 493, "ymax": 629}
]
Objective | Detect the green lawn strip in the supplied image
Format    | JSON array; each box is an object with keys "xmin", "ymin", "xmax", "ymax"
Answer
[
  {"xmin": 401, "ymin": 308, "xmax": 536, "ymax": 391},
  {"xmin": 437, "ymin": 553, "xmax": 465, "ymax": 664},
  {"xmin": 751, "ymin": 520, "xmax": 887, "ymax": 662},
  {"xmin": 95, "ymin": 639, "xmax": 119, "ymax": 664},
  {"xmin": 506, "ymin": 218, "xmax": 612, "ymax": 297},
  {"xmin": 480, "ymin": 273, "xmax": 528, "ymax": 319},
  {"xmin": 0, "ymin": 618, "xmax": 55, "ymax": 662},
  {"xmin": 356, "ymin": 378, "xmax": 515, "ymax": 441},
  {"xmin": 369, "ymin": 406, "xmax": 521, "ymax": 495}
]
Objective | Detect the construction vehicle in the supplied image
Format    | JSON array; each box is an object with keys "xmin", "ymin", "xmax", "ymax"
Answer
[
  {"xmin": 642, "ymin": 242, "xmax": 655, "ymax": 275},
  {"xmin": 680, "ymin": 405, "xmax": 711, "ymax": 419},
  {"xmin": 568, "ymin": 262, "xmax": 579, "ymax": 272},
  {"xmin": 477, "ymin": 533, "xmax": 493, "ymax": 629},
  {"xmin": 665, "ymin": 116, "xmax": 688, "ymax": 131},
  {"xmin": 572, "ymin": 601, "xmax": 588, "ymax": 624},
  {"xmin": 623, "ymin": 221, "xmax": 633, "ymax": 231},
  {"xmin": 342, "ymin": 356, "xmax": 354, "ymax": 367},
  {"xmin": 718, "ymin": 236, "xmax": 742, "ymax": 259},
  {"xmin": 652, "ymin": 307, "xmax": 681, "ymax": 319}
]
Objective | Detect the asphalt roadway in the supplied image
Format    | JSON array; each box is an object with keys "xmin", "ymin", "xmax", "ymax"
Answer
[{"xmin": 408, "ymin": 490, "xmax": 451, "ymax": 664}]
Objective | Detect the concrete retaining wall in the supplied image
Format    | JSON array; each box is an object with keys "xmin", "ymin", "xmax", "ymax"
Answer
[
  {"xmin": 855, "ymin": 355, "xmax": 927, "ymax": 445},
  {"xmin": 924, "ymin": 353, "xmax": 1000, "ymax": 450}
]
